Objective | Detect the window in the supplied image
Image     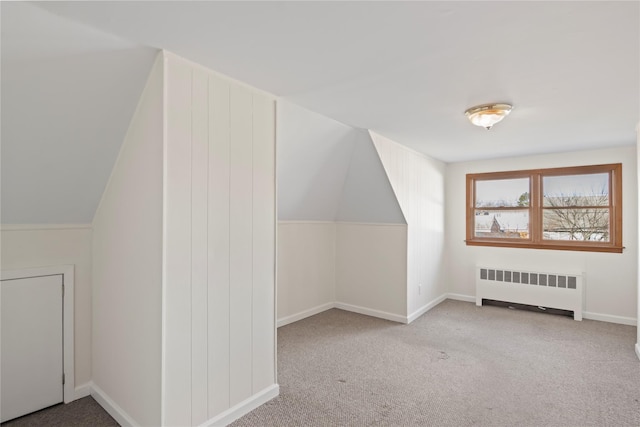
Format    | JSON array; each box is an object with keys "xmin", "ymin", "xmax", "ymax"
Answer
[{"xmin": 466, "ymin": 164, "xmax": 622, "ymax": 253}]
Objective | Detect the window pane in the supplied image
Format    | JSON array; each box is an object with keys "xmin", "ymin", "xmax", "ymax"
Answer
[
  {"xmin": 475, "ymin": 210, "xmax": 529, "ymax": 239},
  {"xmin": 543, "ymin": 208, "xmax": 610, "ymax": 241},
  {"xmin": 543, "ymin": 173, "xmax": 609, "ymax": 207},
  {"xmin": 476, "ymin": 178, "xmax": 529, "ymax": 207}
]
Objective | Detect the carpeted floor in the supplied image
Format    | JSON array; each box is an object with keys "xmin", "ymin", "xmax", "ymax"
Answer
[
  {"xmin": 232, "ymin": 299, "xmax": 640, "ymax": 426},
  {"xmin": 4, "ymin": 300, "xmax": 639, "ymax": 426},
  {"xmin": 1, "ymin": 396, "xmax": 118, "ymax": 427}
]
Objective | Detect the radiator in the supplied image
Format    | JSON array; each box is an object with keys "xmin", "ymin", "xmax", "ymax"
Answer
[{"xmin": 476, "ymin": 266, "xmax": 583, "ymax": 320}]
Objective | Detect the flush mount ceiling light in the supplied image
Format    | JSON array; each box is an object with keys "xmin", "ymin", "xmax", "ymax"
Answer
[{"xmin": 464, "ymin": 103, "xmax": 513, "ymax": 130}]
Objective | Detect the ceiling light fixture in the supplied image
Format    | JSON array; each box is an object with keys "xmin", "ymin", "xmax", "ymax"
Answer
[{"xmin": 465, "ymin": 103, "xmax": 513, "ymax": 130}]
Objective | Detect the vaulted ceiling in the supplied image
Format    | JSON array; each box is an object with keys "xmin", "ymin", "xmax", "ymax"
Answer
[{"xmin": 2, "ymin": 1, "xmax": 638, "ymax": 223}]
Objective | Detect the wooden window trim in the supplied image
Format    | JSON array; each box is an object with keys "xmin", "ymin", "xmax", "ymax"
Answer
[{"xmin": 466, "ymin": 163, "xmax": 623, "ymax": 253}]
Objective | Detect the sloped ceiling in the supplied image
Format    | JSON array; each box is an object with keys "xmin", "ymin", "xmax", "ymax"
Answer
[
  {"xmin": 2, "ymin": 1, "xmax": 638, "ymax": 224},
  {"xmin": 36, "ymin": 1, "xmax": 639, "ymax": 162},
  {"xmin": 1, "ymin": 2, "xmax": 157, "ymax": 223},
  {"xmin": 277, "ymin": 100, "xmax": 356, "ymax": 221},
  {"xmin": 278, "ymin": 101, "xmax": 405, "ymax": 223},
  {"xmin": 336, "ymin": 130, "xmax": 406, "ymax": 224}
]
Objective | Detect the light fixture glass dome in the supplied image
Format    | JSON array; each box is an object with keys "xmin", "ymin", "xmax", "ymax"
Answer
[{"xmin": 465, "ymin": 103, "xmax": 513, "ymax": 130}]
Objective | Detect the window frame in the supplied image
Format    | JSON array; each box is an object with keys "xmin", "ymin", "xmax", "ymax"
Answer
[{"xmin": 466, "ymin": 163, "xmax": 623, "ymax": 253}]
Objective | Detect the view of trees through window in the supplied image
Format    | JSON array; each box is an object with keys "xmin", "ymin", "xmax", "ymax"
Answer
[
  {"xmin": 543, "ymin": 173, "xmax": 609, "ymax": 242},
  {"xmin": 467, "ymin": 164, "xmax": 622, "ymax": 253}
]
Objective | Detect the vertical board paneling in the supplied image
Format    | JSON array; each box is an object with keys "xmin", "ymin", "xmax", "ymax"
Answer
[
  {"xmin": 164, "ymin": 53, "xmax": 276, "ymax": 424},
  {"xmin": 371, "ymin": 132, "xmax": 446, "ymax": 315},
  {"xmin": 191, "ymin": 68, "xmax": 209, "ymax": 425},
  {"xmin": 251, "ymin": 94, "xmax": 276, "ymax": 393},
  {"xmin": 228, "ymin": 84, "xmax": 254, "ymax": 406},
  {"xmin": 163, "ymin": 57, "xmax": 193, "ymax": 426},
  {"xmin": 207, "ymin": 75, "xmax": 231, "ymax": 417}
]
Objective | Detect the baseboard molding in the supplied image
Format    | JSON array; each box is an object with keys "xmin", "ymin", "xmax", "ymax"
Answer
[
  {"xmin": 74, "ymin": 382, "xmax": 92, "ymax": 400},
  {"xmin": 407, "ymin": 294, "xmax": 448, "ymax": 324},
  {"xmin": 200, "ymin": 384, "xmax": 279, "ymax": 427},
  {"xmin": 446, "ymin": 293, "xmax": 476, "ymax": 303},
  {"xmin": 277, "ymin": 302, "xmax": 335, "ymax": 328},
  {"xmin": 583, "ymin": 311, "xmax": 637, "ymax": 326},
  {"xmin": 335, "ymin": 302, "xmax": 406, "ymax": 324},
  {"xmin": 635, "ymin": 343, "xmax": 640, "ymax": 361},
  {"xmin": 91, "ymin": 383, "xmax": 140, "ymax": 427},
  {"xmin": 444, "ymin": 293, "xmax": 636, "ymax": 327}
]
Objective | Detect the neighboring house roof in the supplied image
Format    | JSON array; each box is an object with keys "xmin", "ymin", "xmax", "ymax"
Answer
[{"xmin": 475, "ymin": 212, "xmax": 529, "ymax": 233}]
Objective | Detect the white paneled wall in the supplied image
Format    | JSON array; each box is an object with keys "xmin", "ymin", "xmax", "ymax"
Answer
[
  {"xmin": 163, "ymin": 53, "xmax": 276, "ymax": 426},
  {"xmin": 371, "ymin": 132, "xmax": 447, "ymax": 318}
]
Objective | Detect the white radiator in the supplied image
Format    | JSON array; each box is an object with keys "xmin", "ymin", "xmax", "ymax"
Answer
[{"xmin": 476, "ymin": 266, "xmax": 583, "ymax": 320}]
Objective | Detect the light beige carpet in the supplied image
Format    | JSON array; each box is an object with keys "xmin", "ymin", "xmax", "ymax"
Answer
[
  {"xmin": 1, "ymin": 397, "xmax": 118, "ymax": 427},
  {"xmin": 232, "ymin": 299, "xmax": 640, "ymax": 426}
]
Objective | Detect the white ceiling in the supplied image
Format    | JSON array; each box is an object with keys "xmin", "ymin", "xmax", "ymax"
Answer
[
  {"xmin": 2, "ymin": 1, "xmax": 638, "ymax": 223},
  {"xmin": 1, "ymin": 2, "xmax": 157, "ymax": 223},
  {"xmin": 36, "ymin": 1, "xmax": 639, "ymax": 163}
]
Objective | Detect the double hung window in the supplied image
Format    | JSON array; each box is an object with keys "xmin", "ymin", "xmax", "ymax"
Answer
[{"xmin": 466, "ymin": 164, "xmax": 622, "ymax": 253}]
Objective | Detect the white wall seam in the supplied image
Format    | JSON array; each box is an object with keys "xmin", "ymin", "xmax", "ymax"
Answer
[
  {"xmin": 226, "ymin": 82, "xmax": 232, "ymax": 411},
  {"xmin": 251, "ymin": 94, "xmax": 255, "ymax": 394}
]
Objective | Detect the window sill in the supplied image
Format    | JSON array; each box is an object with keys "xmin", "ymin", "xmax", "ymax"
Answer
[{"xmin": 465, "ymin": 239, "xmax": 623, "ymax": 253}]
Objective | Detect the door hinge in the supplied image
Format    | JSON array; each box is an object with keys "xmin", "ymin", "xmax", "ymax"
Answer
[{"xmin": 63, "ymin": 373, "xmax": 66, "ymax": 385}]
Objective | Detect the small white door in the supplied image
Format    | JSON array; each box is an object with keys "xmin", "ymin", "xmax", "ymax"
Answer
[{"xmin": 1, "ymin": 274, "xmax": 64, "ymax": 422}]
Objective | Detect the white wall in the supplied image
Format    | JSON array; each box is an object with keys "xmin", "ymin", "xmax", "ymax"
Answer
[
  {"xmin": 335, "ymin": 223, "xmax": 407, "ymax": 320},
  {"xmin": 277, "ymin": 221, "xmax": 407, "ymax": 324},
  {"xmin": 371, "ymin": 132, "xmax": 447, "ymax": 318},
  {"xmin": 446, "ymin": 146, "xmax": 638, "ymax": 323},
  {"xmin": 0, "ymin": 225, "xmax": 92, "ymax": 389},
  {"xmin": 277, "ymin": 222, "xmax": 336, "ymax": 325},
  {"xmin": 163, "ymin": 52, "xmax": 276, "ymax": 426},
  {"xmin": 92, "ymin": 53, "xmax": 164, "ymax": 427}
]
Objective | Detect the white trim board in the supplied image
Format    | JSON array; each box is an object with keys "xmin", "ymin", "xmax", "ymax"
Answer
[
  {"xmin": 407, "ymin": 294, "xmax": 448, "ymax": 324},
  {"xmin": 583, "ymin": 311, "xmax": 637, "ymax": 326},
  {"xmin": 74, "ymin": 382, "xmax": 92, "ymax": 400},
  {"xmin": 199, "ymin": 384, "xmax": 279, "ymax": 427},
  {"xmin": 449, "ymin": 293, "xmax": 636, "ymax": 326},
  {"xmin": 91, "ymin": 383, "xmax": 140, "ymax": 427},
  {"xmin": 1, "ymin": 265, "xmax": 76, "ymax": 404},
  {"xmin": 277, "ymin": 294, "xmax": 637, "ymax": 328},
  {"xmin": 277, "ymin": 302, "xmax": 335, "ymax": 328},
  {"xmin": 334, "ymin": 302, "xmax": 407, "ymax": 324},
  {"xmin": 278, "ymin": 302, "xmax": 407, "ymax": 326},
  {"xmin": 446, "ymin": 293, "xmax": 476, "ymax": 303},
  {"xmin": 635, "ymin": 343, "xmax": 640, "ymax": 362}
]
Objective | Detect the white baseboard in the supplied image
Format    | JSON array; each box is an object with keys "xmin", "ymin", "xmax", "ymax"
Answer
[
  {"xmin": 74, "ymin": 382, "xmax": 92, "ymax": 400},
  {"xmin": 446, "ymin": 293, "xmax": 476, "ymax": 303},
  {"xmin": 277, "ymin": 302, "xmax": 335, "ymax": 328},
  {"xmin": 335, "ymin": 302, "xmax": 406, "ymax": 324},
  {"xmin": 407, "ymin": 294, "xmax": 448, "ymax": 324},
  {"xmin": 583, "ymin": 311, "xmax": 637, "ymax": 326},
  {"xmin": 635, "ymin": 343, "xmax": 640, "ymax": 361},
  {"xmin": 91, "ymin": 383, "xmax": 140, "ymax": 427},
  {"xmin": 200, "ymin": 384, "xmax": 279, "ymax": 427}
]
